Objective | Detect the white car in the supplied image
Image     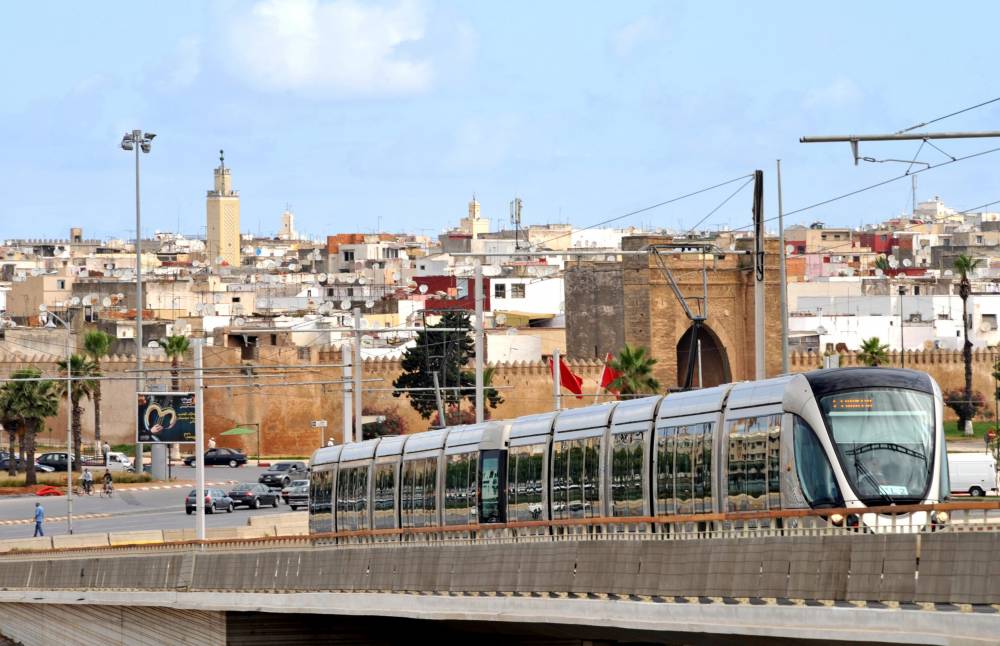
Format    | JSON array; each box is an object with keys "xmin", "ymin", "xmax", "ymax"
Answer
[{"xmin": 948, "ymin": 452, "xmax": 999, "ymax": 497}]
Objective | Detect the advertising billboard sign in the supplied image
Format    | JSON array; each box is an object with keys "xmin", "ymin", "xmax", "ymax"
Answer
[{"xmin": 136, "ymin": 392, "xmax": 196, "ymax": 443}]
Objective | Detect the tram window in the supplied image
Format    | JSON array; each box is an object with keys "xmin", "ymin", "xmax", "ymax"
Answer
[
  {"xmin": 336, "ymin": 466, "xmax": 369, "ymax": 532},
  {"xmin": 552, "ymin": 441, "xmax": 570, "ymax": 520},
  {"xmin": 727, "ymin": 418, "xmax": 747, "ymax": 512},
  {"xmin": 373, "ymin": 463, "xmax": 396, "ymax": 529},
  {"xmin": 507, "ymin": 444, "xmax": 544, "ymax": 522},
  {"xmin": 692, "ymin": 423, "xmax": 711, "ymax": 513},
  {"xmin": 610, "ymin": 431, "xmax": 645, "ymax": 517},
  {"xmin": 479, "ymin": 450, "xmax": 503, "ymax": 524},
  {"xmin": 746, "ymin": 417, "xmax": 767, "ymax": 511},
  {"xmin": 556, "ymin": 437, "xmax": 601, "ymax": 520},
  {"xmin": 793, "ymin": 416, "xmax": 843, "ymax": 508},
  {"xmin": 655, "ymin": 426, "xmax": 676, "ymax": 515},
  {"xmin": 675, "ymin": 427, "xmax": 694, "ymax": 514},
  {"xmin": 767, "ymin": 418, "xmax": 781, "ymax": 511},
  {"xmin": 567, "ymin": 440, "xmax": 586, "ymax": 518},
  {"xmin": 402, "ymin": 457, "xmax": 438, "ymax": 528},
  {"xmin": 309, "ymin": 467, "xmax": 333, "ymax": 534},
  {"xmin": 445, "ymin": 452, "xmax": 477, "ymax": 526},
  {"xmin": 727, "ymin": 415, "xmax": 781, "ymax": 513},
  {"xmin": 582, "ymin": 437, "xmax": 601, "ymax": 518}
]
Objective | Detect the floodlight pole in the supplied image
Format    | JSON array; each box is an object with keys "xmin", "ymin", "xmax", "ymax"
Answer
[
  {"xmin": 194, "ymin": 338, "xmax": 206, "ymax": 539},
  {"xmin": 353, "ymin": 308, "xmax": 363, "ymax": 443},
  {"xmin": 474, "ymin": 261, "xmax": 484, "ymax": 423},
  {"xmin": 777, "ymin": 160, "xmax": 790, "ymax": 374}
]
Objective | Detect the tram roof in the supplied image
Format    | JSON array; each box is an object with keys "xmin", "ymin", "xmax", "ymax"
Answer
[{"xmin": 310, "ymin": 444, "xmax": 343, "ymax": 466}]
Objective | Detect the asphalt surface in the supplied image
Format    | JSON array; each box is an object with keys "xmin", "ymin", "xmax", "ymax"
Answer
[{"xmin": 0, "ymin": 465, "xmax": 307, "ymax": 540}]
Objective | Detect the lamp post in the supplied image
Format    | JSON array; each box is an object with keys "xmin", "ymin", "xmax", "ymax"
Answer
[
  {"xmin": 898, "ymin": 285, "xmax": 906, "ymax": 368},
  {"xmin": 41, "ymin": 305, "xmax": 73, "ymax": 534},
  {"xmin": 120, "ymin": 129, "xmax": 155, "ymax": 471}
]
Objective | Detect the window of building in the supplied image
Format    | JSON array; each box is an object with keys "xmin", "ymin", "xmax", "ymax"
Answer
[
  {"xmin": 326, "ymin": 288, "xmax": 335, "ymax": 297},
  {"xmin": 511, "ymin": 283, "xmax": 526, "ymax": 298},
  {"xmin": 977, "ymin": 236, "xmax": 985, "ymax": 245},
  {"xmin": 232, "ymin": 297, "xmax": 240, "ymax": 303},
  {"xmin": 983, "ymin": 314, "xmax": 998, "ymax": 331},
  {"xmin": 494, "ymin": 283, "xmax": 506, "ymax": 298},
  {"xmin": 343, "ymin": 250, "xmax": 355, "ymax": 262},
  {"xmin": 56, "ymin": 280, "xmax": 66, "ymax": 289}
]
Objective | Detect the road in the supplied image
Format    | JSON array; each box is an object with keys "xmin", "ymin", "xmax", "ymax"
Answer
[{"xmin": 0, "ymin": 465, "xmax": 306, "ymax": 540}]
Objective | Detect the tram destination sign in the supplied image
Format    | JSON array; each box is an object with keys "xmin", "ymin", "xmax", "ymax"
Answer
[{"xmin": 136, "ymin": 392, "xmax": 196, "ymax": 443}]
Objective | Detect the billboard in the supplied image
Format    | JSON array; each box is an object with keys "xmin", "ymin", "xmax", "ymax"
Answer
[{"xmin": 136, "ymin": 392, "xmax": 196, "ymax": 443}]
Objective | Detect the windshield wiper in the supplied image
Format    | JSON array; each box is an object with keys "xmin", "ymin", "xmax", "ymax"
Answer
[
  {"xmin": 853, "ymin": 456, "xmax": 895, "ymax": 505},
  {"xmin": 847, "ymin": 442, "xmax": 927, "ymax": 463}
]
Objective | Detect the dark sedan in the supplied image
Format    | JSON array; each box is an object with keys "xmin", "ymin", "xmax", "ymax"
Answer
[
  {"xmin": 36, "ymin": 452, "xmax": 75, "ymax": 472},
  {"xmin": 280, "ymin": 479, "xmax": 309, "ymax": 504},
  {"xmin": 0, "ymin": 458, "xmax": 55, "ymax": 473},
  {"xmin": 286, "ymin": 484, "xmax": 309, "ymax": 511},
  {"xmin": 258, "ymin": 461, "xmax": 308, "ymax": 487},
  {"xmin": 227, "ymin": 483, "xmax": 279, "ymax": 509},
  {"xmin": 184, "ymin": 488, "xmax": 234, "ymax": 514},
  {"xmin": 183, "ymin": 448, "xmax": 247, "ymax": 468}
]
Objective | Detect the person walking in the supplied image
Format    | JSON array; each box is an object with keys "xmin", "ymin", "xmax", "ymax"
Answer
[
  {"xmin": 82, "ymin": 468, "xmax": 93, "ymax": 495},
  {"xmin": 207, "ymin": 436, "xmax": 216, "ymax": 450},
  {"xmin": 102, "ymin": 441, "xmax": 111, "ymax": 465},
  {"xmin": 33, "ymin": 503, "xmax": 44, "ymax": 537}
]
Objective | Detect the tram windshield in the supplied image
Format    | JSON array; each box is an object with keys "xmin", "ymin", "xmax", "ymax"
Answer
[{"xmin": 818, "ymin": 388, "xmax": 934, "ymax": 505}]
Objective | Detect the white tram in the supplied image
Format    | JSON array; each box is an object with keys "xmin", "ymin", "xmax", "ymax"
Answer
[{"xmin": 308, "ymin": 368, "xmax": 949, "ymax": 533}]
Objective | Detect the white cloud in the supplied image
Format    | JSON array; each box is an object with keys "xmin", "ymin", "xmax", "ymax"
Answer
[
  {"xmin": 610, "ymin": 16, "xmax": 662, "ymax": 58},
  {"xmin": 803, "ymin": 78, "xmax": 863, "ymax": 109},
  {"xmin": 224, "ymin": 0, "xmax": 433, "ymax": 97}
]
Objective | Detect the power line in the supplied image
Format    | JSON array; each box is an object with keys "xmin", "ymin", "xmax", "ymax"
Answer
[
  {"xmin": 684, "ymin": 176, "xmax": 755, "ymax": 235},
  {"xmin": 896, "ymin": 96, "xmax": 1000, "ymax": 134}
]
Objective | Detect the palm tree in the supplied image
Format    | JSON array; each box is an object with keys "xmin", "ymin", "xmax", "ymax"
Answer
[
  {"xmin": 608, "ymin": 344, "xmax": 661, "ymax": 397},
  {"xmin": 857, "ymin": 337, "xmax": 890, "ymax": 367},
  {"xmin": 0, "ymin": 368, "xmax": 60, "ymax": 485},
  {"xmin": 955, "ymin": 254, "xmax": 983, "ymax": 434},
  {"xmin": 83, "ymin": 330, "xmax": 114, "ymax": 446},
  {"xmin": 57, "ymin": 354, "xmax": 98, "ymax": 472},
  {"xmin": 0, "ymin": 407, "xmax": 17, "ymax": 477},
  {"xmin": 874, "ymin": 255, "xmax": 891, "ymax": 273},
  {"xmin": 160, "ymin": 335, "xmax": 190, "ymax": 391}
]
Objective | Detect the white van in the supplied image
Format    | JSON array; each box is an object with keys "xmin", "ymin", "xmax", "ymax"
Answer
[
  {"xmin": 947, "ymin": 452, "xmax": 999, "ymax": 497},
  {"xmin": 105, "ymin": 452, "xmax": 134, "ymax": 472}
]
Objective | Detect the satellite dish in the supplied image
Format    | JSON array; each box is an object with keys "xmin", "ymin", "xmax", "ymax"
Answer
[
  {"xmin": 495, "ymin": 313, "xmax": 507, "ymax": 326},
  {"xmin": 418, "ymin": 284, "xmax": 428, "ymax": 294},
  {"xmin": 265, "ymin": 260, "xmax": 277, "ymax": 270},
  {"xmin": 69, "ymin": 297, "xmax": 81, "ymax": 306},
  {"xmin": 365, "ymin": 300, "xmax": 375, "ymax": 309},
  {"xmin": 874, "ymin": 268, "xmax": 884, "ymax": 277},
  {"xmin": 888, "ymin": 257, "xmax": 899, "ymax": 269},
  {"xmin": 30, "ymin": 268, "xmax": 41, "ymax": 277},
  {"xmin": 844, "ymin": 269, "xmax": 854, "ymax": 276},
  {"xmin": 944, "ymin": 269, "xmax": 954, "ymax": 277},
  {"xmin": 235, "ymin": 317, "xmax": 246, "ymax": 326},
  {"xmin": 288, "ymin": 263, "xmax": 299, "ymax": 272},
  {"xmin": 147, "ymin": 341, "xmax": 160, "ymax": 348},
  {"xmin": 318, "ymin": 302, "xmax": 333, "ymax": 315},
  {"xmin": 372, "ymin": 263, "xmax": 381, "ymax": 270},
  {"xmin": 358, "ymin": 277, "xmax": 367, "ymax": 285},
  {"xmin": 101, "ymin": 297, "xmax": 112, "ymax": 307},
  {"xmin": 903, "ymin": 258, "xmax": 912, "ymax": 267},
  {"xmin": 785, "ymin": 245, "xmax": 795, "ymax": 255},
  {"xmin": 816, "ymin": 326, "xmax": 828, "ymax": 335},
  {"xmin": 318, "ymin": 273, "xmax": 328, "ymax": 283},
  {"xmin": 37, "ymin": 303, "xmax": 47, "ymax": 313},
  {"xmin": 335, "ymin": 299, "xmax": 348, "ymax": 310}
]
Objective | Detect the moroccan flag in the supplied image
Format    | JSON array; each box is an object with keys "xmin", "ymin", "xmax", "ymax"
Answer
[
  {"xmin": 599, "ymin": 352, "xmax": 622, "ymax": 395},
  {"xmin": 549, "ymin": 355, "xmax": 584, "ymax": 399}
]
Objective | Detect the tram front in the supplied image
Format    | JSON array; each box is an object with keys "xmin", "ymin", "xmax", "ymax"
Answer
[{"xmin": 790, "ymin": 368, "xmax": 947, "ymax": 530}]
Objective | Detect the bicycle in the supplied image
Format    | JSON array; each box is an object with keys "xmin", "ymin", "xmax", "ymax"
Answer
[{"xmin": 100, "ymin": 481, "xmax": 114, "ymax": 498}]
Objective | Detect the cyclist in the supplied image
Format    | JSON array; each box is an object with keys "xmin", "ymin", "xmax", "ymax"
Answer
[
  {"xmin": 102, "ymin": 469, "xmax": 114, "ymax": 497},
  {"xmin": 81, "ymin": 469, "xmax": 93, "ymax": 495}
]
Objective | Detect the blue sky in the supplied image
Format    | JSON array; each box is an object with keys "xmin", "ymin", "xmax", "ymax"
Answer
[{"xmin": 2, "ymin": 1, "xmax": 999, "ymax": 241}]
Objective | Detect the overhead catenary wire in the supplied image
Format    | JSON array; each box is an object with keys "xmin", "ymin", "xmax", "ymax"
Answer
[{"xmin": 896, "ymin": 96, "xmax": 1000, "ymax": 134}]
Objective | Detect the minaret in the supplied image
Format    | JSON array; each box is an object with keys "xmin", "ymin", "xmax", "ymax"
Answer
[
  {"xmin": 460, "ymin": 194, "xmax": 489, "ymax": 239},
  {"xmin": 206, "ymin": 150, "xmax": 241, "ymax": 267}
]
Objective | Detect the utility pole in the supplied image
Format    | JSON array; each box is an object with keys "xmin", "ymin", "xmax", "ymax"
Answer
[
  {"xmin": 474, "ymin": 261, "xmax": 484, "ymax": 423},
  {"xmin": 776, "ymin": 160, "xmax": 789, "ymax": 374},
  {"xmin": 752, "ymin": 170, "xmax": 766, "ymax": 380},
  {"xmin": 432, "ymin": 372, "xmax": 447, "ymax": 428},
  {"xmin": 193, "ymin": 338, "xmax": 206, "ymax": 540},
  {"xmin": 341, "ymin": 344, "xmax": 352, "ymax": 444},
  {"xmin": 352, "ymin": 308, "xmax": 363, "ymax": 443}
]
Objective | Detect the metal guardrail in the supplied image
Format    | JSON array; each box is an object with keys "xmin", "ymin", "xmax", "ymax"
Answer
[{"xmin": 2, "ymin": 501, "xmax": 999, "ymax": 560}]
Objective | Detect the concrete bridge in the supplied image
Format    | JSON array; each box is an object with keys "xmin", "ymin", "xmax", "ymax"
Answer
[{"xmin": 2, "ymin": 504, "xmax": 1000, "ymax": 645}]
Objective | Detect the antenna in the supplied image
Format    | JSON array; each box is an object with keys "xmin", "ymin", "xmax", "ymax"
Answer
[{"xmin": 509, "ymin": 197, "xmax": 523, "ymax": 250}]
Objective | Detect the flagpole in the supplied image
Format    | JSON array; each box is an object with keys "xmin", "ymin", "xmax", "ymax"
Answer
[{"xmin": 553, "ymin": 348, "xmax": 562, "ymax": 411}]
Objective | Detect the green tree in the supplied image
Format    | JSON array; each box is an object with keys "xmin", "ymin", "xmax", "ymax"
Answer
[
  {"xmin": 607, "ymin": 344, "xmax": 661, "ymax": 397},
  {"xmin": 857, "ymin": 337, "xmax": 890, "ymax": 367},
  {"xmin": 955, "ymin": 254, "xmax": 983, "ymax": 434},
  {"xmin": 874, "ymin": 255, "xmax": 891, "ymax": 273},
  {"xmin": 57, "ymin": 354, "xmax": 98, "ymax": 471},
  {"xmin": 391, "ymin": 311, "xmax": 502, "ymax": 423},
  {"xmin": 0, "ymin": 368, "xmax": 60, "ymax": 485},
  {"xmin": 160, "ymin": 335, "xmax": 190, "ymax": 390},
  {"xmin": 83, "ymin": 330, "xmax": 114, "ymax": 444}
]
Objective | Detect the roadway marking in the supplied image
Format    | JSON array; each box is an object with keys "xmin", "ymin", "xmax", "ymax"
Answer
[{"xmin": 0, "ymin": 513, "xmax": 112, "ymax": 526}]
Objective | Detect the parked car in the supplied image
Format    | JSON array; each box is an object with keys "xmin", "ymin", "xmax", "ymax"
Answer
[
  {"xmin": 286, "ymin": 484, "xmax": 309, "ymax": 511},
  {"xmin": 184, "ymin": 488, "xmax": 234, "ymax": 514},
  {"xmin": 0, "ymin": 458, "xmax": 55, "ymax": 473},
  {"xmin": 228, "ymin": 483, "xmax": 279, "ymax": 509},
  {"xmin": 183, "ymin": 448, "xmax": 247, "ymax": 468},
  {"xmin": 280, "ymin": 479, "xmax": 309, "ymax": 504},
  {"xmin": 36, "ymin": 452, "xmax": 75, "ymax": 472},
  {"xmin": 948, "ymin": 452, "xmax": 999, "ymax": 496},
  {"xmin": 259, "ymin": 461, "xmax": 308, "ymax": 487}
]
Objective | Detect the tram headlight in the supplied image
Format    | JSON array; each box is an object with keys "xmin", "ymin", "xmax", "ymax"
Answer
[
  {"xmin": 829, "ymin": 513, "xmax": 845, "ymax": 526},
  {"xmin": 931, "ymin": 511, "xmax": 949, "ymax": 525}
]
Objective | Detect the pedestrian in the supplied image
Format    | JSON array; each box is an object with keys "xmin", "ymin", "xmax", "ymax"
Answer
[
  {"xmin": 33, "ymin": 503, "xmax": 44, "ymax": 537},
  {"xmin": 207, "ymin": 436, "xmax": 216, "ymax": 450},
  {"xmin": 102, "ymin": 441, "xmax": 111, "ymax": 465},
  {"xmin": 82, "ymin": 468, "xmax": 93, "ymax": 495},
  {"xmin": 326, "ymin": 438, "xmax": 334, "ymax": 447}
]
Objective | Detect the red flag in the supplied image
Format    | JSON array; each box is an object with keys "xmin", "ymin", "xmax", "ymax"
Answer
[
  {"xmin": 599, "ymin": 352, "xmax": 622, "ymax": 395},
  {"xmin": 549, "ymin": 355, "xmax": 584, "ymax": 399}
]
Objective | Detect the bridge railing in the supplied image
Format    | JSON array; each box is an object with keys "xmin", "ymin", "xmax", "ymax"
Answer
[{"xmin": 3, "ymin": 500, "xmax": 1000, "ymax": 559}]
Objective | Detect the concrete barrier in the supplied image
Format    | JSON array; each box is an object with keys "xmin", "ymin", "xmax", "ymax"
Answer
[
  {"xmin": 52, "ymin": 534, "xmax": 110, "ymax": 550},
  {"xmin": 161, "ymin": 528, "xmax": 196, "ymax": 543},
  {"xmin": 108, "ymin": 530, "xmax": 164, "ymax": 546},
  {"xmin": 248, "ymin": 512, "xmax": 305, "ymax": 528},
  {"xmin": 0, "ymin": 537, "xmax": 53, "ymax": 553}
]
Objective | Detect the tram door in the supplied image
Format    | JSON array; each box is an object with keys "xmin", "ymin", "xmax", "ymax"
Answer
[{"xmin": 478, "ymin": 449, "xmax": 507, "ymax": 523}]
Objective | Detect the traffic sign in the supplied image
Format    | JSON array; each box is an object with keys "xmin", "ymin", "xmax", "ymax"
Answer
[{"xmin": 311, "ymin": 419, "xmax": 328, "ymax": 428}]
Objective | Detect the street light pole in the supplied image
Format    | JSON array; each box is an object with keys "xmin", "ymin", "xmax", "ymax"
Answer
[
  {"xmin": 42, "ymin": 306, "xmax": 73, "ymax": 534},
  {"xmin": 899, "ymin": 285, "xmax": 906, "ymax": 368},
  {"xmin": 121, "ymin": 129, "xmax": 155, "ymax": 473}
]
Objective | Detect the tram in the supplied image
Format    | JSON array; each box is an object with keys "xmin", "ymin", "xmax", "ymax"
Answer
[{"xmin": 308, "ymin": 367, "xmax": 948, "ymax": 534}]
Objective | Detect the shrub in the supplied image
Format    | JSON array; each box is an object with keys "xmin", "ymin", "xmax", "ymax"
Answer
[{"xmin": 944, "ymin": 389, "xmax": 986, "ymax": 422}]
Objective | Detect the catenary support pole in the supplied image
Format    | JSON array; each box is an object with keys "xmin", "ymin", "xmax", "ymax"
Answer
[
  {"xmin": 65, "ymin": 328, "xmax": 73, "ymax": 535},
  {"xmin": 342, "ymin": 344, "xmax": 352, "ymax": 444},
  {"xmin": 194, "ymin": 338, "xmax": 205, "ymax": 539},
  {"xmin": 134, "ymin": 132, "xmax": 145, "ymax": 474},
  {"xmin": 777, "ymin": 160, "xmax": 789, "ymax": 374},
  {"xmin": 697, "ymin": 339, "xmax": 703, "ymax": 388},
  {"xmin": 474, "ymin": 261, "xmax": 484, "ymax": 423},
  {"xmin": 553, "ymin": 348, "xmax": 562, "ymax": 411},
  {"xmin": 752, "ymin": 170, "xmax": 766, "ymax": 380},
  {"xmin": 353, "ymin": 308, "xmax": 363, "ymax": 444},
  {"xmin": 432, "ymin": 372, "xmax": 447, "ymax": 428}
]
